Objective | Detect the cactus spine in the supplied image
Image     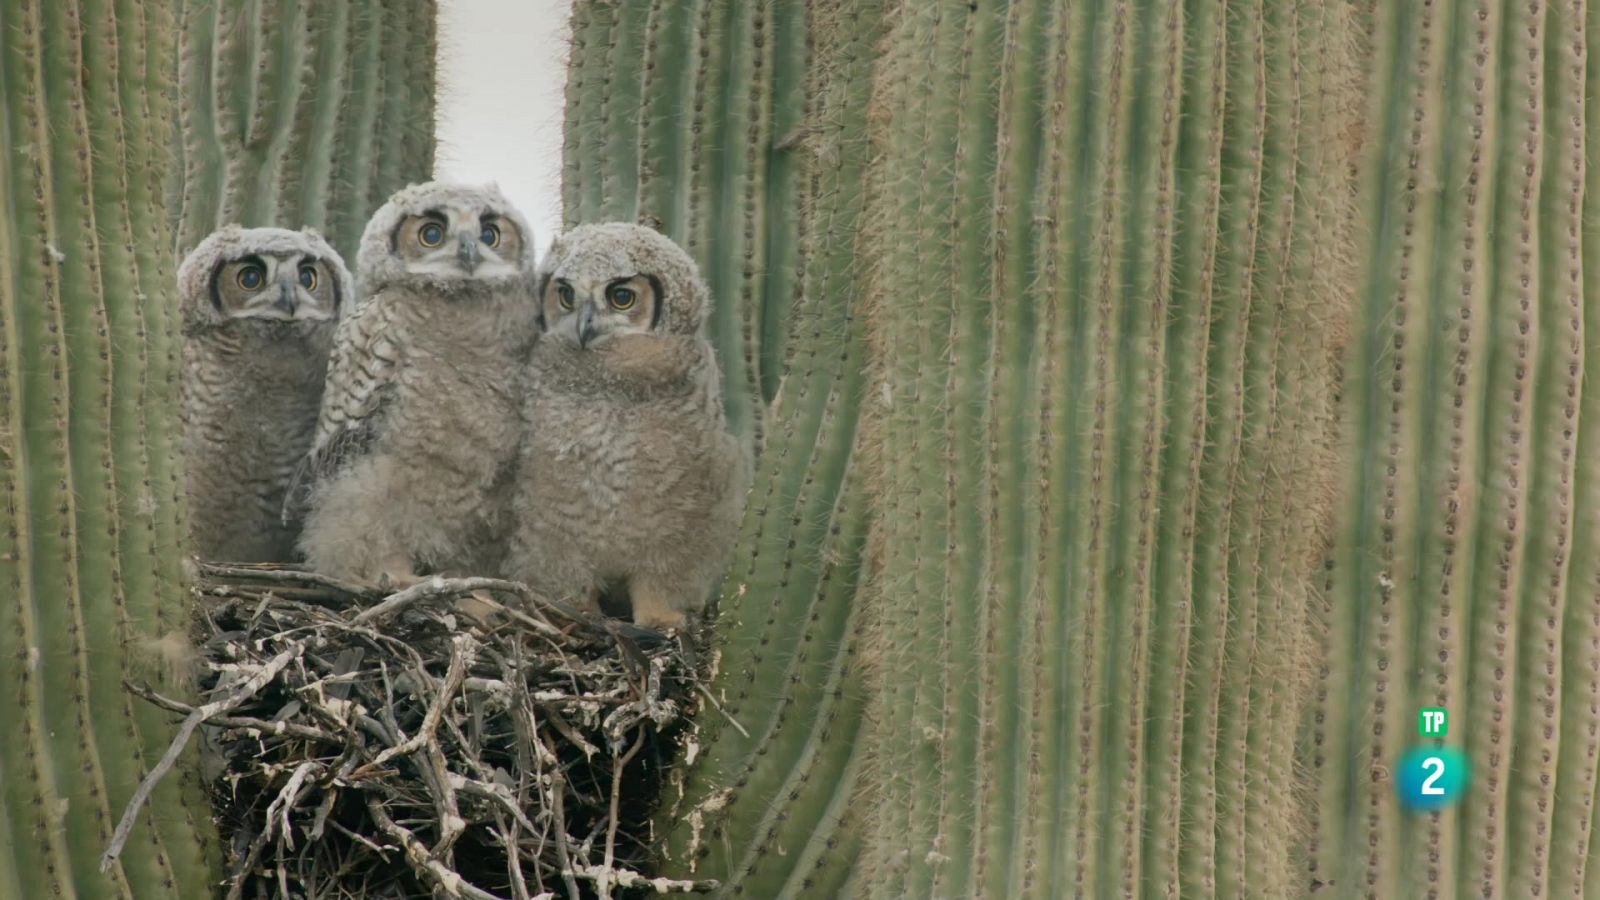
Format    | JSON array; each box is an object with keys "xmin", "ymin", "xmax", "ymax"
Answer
[
  {"xmin": 175, "ymin": 0, "xmax": 439, "ymax": 260},
  {"xmin": 565, "ymin": 0, "xmax": 1357, "ymax": 895},
  {"xmin": 856, "ymin": 1, "xmax": 1354, "ymax": 896},
  {"xmin": 0, "ymin": 0, "xmax": 216, "ymax": 895},
  {"xmin": 0, "ymin": 0, "xmax": 440, "ymax": 894},
  {"xmin": 1305, "ymin": 0, "xmax": 1600, "ymax": 897},
  {"xmin": 562, "ymin": 1, "xmax": 884, "ymax": 895}
]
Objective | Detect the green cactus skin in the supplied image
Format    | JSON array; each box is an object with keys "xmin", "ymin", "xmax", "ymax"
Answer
[
  {"xmin": 561, "ymin": 2, "xmax": 884, "ymax": 895},
  {"xmin": 565, "ymin": 0, "xmax": 776, "ymax": 449},
  {"xmin": 850, "ymin": 1, "xmax": 1352, "ymax": 897},
  {"xmin": 0, "ymin": 0, "xmax": 219, "ymax": 895},
  {"xmin": 175, "ymin": 0, "xmax": 438, "ymax": 261},
  {"xmin": 666, "ymin": 3, "xmax": 882, "ymax": 893},
  {"xmin": 1305, "ymin": 0, "xmax": 1600, "ymax": 897},
  {"xmin": 565, "ymin": 0, "xmax": 1362, "ymax": 895}
]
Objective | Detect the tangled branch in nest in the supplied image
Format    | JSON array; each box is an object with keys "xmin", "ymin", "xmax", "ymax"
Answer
[{"xmin": 106, "ymin": 564, "xmax": 714, "ymax": 900}]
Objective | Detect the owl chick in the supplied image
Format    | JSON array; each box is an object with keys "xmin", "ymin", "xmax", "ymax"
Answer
[
  {"xmin": 179, "ymin": 226, "xmax": 351, "ymax": 562},
  {"xmin": 505, "ymin": 223, "xmax": 749, "ymax": 631},
  {"xmin": 295, "ymin": 182, "xmax": 539, "ymax": 588}
]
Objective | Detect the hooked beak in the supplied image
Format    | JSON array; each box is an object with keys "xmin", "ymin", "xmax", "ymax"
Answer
[
  {"xmin": 577, "ymin": 301, "xmax": 599, "ymax": 349},
  {"xmin": 273, "ymin": 281, "xmax": 297, "ymax": 316},
  {"xmin": 457, "ymin": 231, "xmax": 480, "ymax": 273}
]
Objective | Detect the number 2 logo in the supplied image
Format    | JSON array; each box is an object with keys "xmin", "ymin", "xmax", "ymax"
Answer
[
  {"xmin": 1420, "ymin": 756, "xmax": 1445, "ymax": 796},
  {"xmin": 1397, "ymin": 747, "xmax": 1468, "ymax": 811}
]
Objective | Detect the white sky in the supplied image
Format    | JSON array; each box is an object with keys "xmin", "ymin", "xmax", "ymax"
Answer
[{"xmin": 434, "ymin": 0, "xmax": 572, "ymax": 257}]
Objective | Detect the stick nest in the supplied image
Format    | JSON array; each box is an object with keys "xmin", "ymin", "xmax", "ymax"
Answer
[{"xmin": 110, "ymin": 564, "xmax": 713, "ymax": 900}]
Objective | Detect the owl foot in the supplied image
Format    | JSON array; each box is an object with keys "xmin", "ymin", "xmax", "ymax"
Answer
[
  {"xmin": 630, "ymin": 584, "xmax": 687, "ymax": 632},
  {"xmin": 374, "ymin": 556, "xmax": 422, "ymax": 594}
]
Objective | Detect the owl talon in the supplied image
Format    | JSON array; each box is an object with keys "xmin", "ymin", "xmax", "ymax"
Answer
[
  {"xmin": 630, "ymin": 585, "xmax": 687, "ymax": 632},
  {"xmin": 374, "ymin": 558, "xmax": 422, "ymax": 594}
]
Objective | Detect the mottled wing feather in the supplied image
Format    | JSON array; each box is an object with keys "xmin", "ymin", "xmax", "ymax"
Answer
[
  {"xmin": 311, "ymin": 292, "xmax": 405, "ymax": 471},
  {"xmin": 280, "ymin": 294, "xmax": 405, "ymax": 527}
]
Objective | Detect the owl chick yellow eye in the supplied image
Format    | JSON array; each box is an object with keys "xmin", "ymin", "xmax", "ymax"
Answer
[
  {"xmin": 480, "ymin": 222, "xmax": 501, "ymax": 248},
  {"xmin": 557, "ymin": 283, "xmax": 575, "ymax": 310},
  {"xmin": 298, "ymin": 265, "xmax": 318, "ymax": 290},
  {"xmin": 236, "ymin": 265, "xmax": 265, "ymax": 290},
  {"xmin": 609, "ymin": 286, "xmax": 637, "ymax": 310},
  {"xmin": 418, "ymin": 222, "xmax": 445, "ymax": 247}
]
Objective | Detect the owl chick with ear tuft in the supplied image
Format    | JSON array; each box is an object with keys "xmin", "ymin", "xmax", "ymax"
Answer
[
  {"xmin": 296, "ymin": 182, "xmax": 539, "ymax": 588},
  {"xmin": 179, "ymin": 225, "xmax": 351, "ymax": 562},
  {"xmin": 505, "ymin": 223, "xmax": 749, "ymax": 631}
]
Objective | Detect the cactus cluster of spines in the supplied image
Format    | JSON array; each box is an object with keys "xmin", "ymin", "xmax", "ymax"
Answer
[
  {"xmin": 561, "ymin": 1, "xmax": 882, "ymax": 896},
  {"xmin": 1307, "ymin": 0, "xmax": 1600, "ymax": 897},
  {"xmin": 10, "ymin": 0, "xmax": 1600, "ymax": 895},
  {"xmin": 0, "ymin": 2, "xmax": 214, "ymax": 895},
  {"xmin": 175, "ymin": 0, "xmax": 438, "ymax": 261},
  {"xmin": 1, "ymin": 0, "xmax": 438, "ymax": 893},
  {"xmin": 565, "ymin": 0, "xmax": 1357, "ymax": 896}
]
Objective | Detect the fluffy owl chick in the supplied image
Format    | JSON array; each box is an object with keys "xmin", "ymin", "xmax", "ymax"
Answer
[
  {"xmin": 297, "ymin": 182, "xmax": 538, "ymax": 588},
  {"xmin": 506, "ymin": 223, "xmax": 749, "ymax": 631},
  {"xmin": 179, "ymin": 226, "xmax": 351, "ymax": 562}
]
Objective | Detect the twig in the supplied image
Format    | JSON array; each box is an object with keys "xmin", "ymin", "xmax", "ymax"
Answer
[
  {"xmin": 126, "ymin": 684, "xmax": 337, "ymax": 743},
  {"xmin": 266, "ymin": 760, "xmax": 322, "ymax": 850},
  {"xmin": 695, "ymin": 681, "xmax": 750, "ymax": 739},
  {"xmin": 598, "ymin": 733, "xmax": 648, "ymax": 900},
  {"xmin": 198, "ymin": 562, "xmax": 372, "ymax": 595},
  {"xmin": 362, "ymin": 635, "xmax": 473, "ymax": 772},
  {"xmin": 365, "ymin": 797, "xmax": 508, "ymax": 900},
  {"xmin": 103, "ymin": 640, "xmax": 305, "ymax": 872},
  {"xmin": 351, "ymin": 577, "xmax": 536, "ymax": 626},
  {"xmin": 545, "ymin": 764, "xmax": 583, "ymax": 900}
]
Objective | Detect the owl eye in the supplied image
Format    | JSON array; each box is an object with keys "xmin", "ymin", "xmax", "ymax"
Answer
[
  {"xmin": 418, "ymin": 221, "xmax": 446, "ymax": 248},
  {"xmin": 608, "ymin": 286, "xmax": 637, "ymax": 311},
  {"xmin": 298, "ymin": 265, "xmax": 318, "ymax": 290},
  {"xmin": 557, "ymin": 282, "xmax": 576, "ymax": 311},
  {"xmin": 236, "ymin": 264, "xmax": 266, "ymax": 291},
  {"xmin": 480, "ymin": 222, "xmax": 501, "ymax": 248}
]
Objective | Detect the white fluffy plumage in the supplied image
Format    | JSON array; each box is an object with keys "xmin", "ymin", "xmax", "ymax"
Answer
[
  {"xmin": 505, "ymin": 223, "xmax": 749, "ymax": 630},
  {"xmin": 296, "ymin": 181, "xmax": 539, "ymax": 587},
  {"xmin": 179, "ymin": 225, "xmax": 352, "ymax": 562}
]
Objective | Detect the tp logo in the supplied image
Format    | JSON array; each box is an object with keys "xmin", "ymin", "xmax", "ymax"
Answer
[{"xmin": 1396, "ymin": 706, "xmax": 1469, "ymax": 812}]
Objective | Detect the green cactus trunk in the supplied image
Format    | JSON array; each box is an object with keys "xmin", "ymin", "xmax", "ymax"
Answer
[
  {"xmin": 563, "ymin": 1, "xmax": 882, "ymax": 895},
  {"xmin": 0, "ymin": 0, "xmax": 439, "ymax": 895},
  {"xmin": 565, "ymin": 0, "xmax": 1359, "ymax": 896},
  {"xmin": 0, "ymin": 0, "xmax": 218, "ymax": 895},
  {"xmin": 1305, "ymin": 1, "xmax": 1600, "ymax": 897},
  {"xmin": 857, "ymin": 1, "xmax": 1356, "ymax": 897},
  {"xmin": 175, "ymin": 0, "xmax": 439, "ymax": 261}
]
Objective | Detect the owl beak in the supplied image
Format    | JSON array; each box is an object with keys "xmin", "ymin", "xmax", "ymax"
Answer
[
  {"xmin": 577, "ymin": 302, "xmax": 599, "ymax": 349},
  {"xmin": 273, "ymin": 282, "xmax": 297, "ymax": 316},
  {"xmin": 457, "ymin": 232, "xmax": 480, "ymax": 273}
]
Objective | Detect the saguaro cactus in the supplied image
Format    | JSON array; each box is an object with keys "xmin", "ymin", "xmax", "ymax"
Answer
[
  {"xmin": 565, "ymin": 0, "xmax": 1359, "ymax": 896},
  {"xmin": 0, "ymin": 1, "xmax": 217, "ymax": 895},
  {"xmin": 857, "ymin": 1, "xmax": 1355, "ymax": 897},
  {"xmin": 562, "ymin": 1, "xmax": 882, "ymax": 895},
  {"xmin": 0, "ymin": 0, "xmax": 441, "ymax": 895},
  {"xmin": 175, "ymin": 0, "xmax": 440, "ymax": 260},
  {"xmin": 563, "ymin": 0, "xmax": 799, "ymax": 447},
  {"xmin": 1305, "ymin": 1, "xmax": 1600, "ymax": 897}
]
